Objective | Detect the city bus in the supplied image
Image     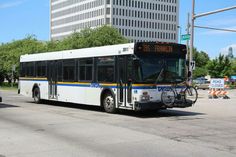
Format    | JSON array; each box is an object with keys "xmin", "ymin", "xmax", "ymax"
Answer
[{"xmin": 19, "ymin": 42, "xmax": 196, "ymax": 113}]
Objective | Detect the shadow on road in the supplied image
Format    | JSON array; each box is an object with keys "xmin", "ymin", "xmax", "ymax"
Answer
[
  {"xmin": 26, "ymin": 100, "xmax": 204, "ymax": 119},
  {"xmin": 0, "ymin": 103, "xmax": 19, "ymax": 109},
  {"xmin": 120, "ymin": 109, "xmax": 205, "ymax": 119}
]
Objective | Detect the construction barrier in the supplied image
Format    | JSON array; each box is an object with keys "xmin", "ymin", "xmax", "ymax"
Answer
[
  {"xmin": 208, "ymin": 89, "xmax": 230, "ymax": 99},
  {"xmin": 208, "ymin": 78, "xmax": 230, "ymax": 99}
]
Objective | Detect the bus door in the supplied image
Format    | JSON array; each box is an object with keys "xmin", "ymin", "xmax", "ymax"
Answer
[
  {"xmin": 117, "ymin": 56, "xmax": 133, "ymax": 108},
  {"xmin": 48, "ymin": 61, "xmax": 58, "ymax": 99}
]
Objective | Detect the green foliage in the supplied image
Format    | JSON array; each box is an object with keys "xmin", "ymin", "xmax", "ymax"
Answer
[
  {"xmin": 232, "ymin": 59, "xmax": 236, "ymax": 75},
  {"xmin": 45, "ymin": 25, "xmax": 128, "ymax": 51},
  {"xmin": 192, "ymin": 48, "xmax": 210, "ymax": 78},
  {"xmin": 193, "ymin": 49, "xmax": 210, "ymax": 67},
  {"xmin": 0, "ymin": 26, "xmax": 128, "ymax": 83},
  {"xmin": 0, "ymin": 35, "xmax": 46, "ymax": 83},
  {"xmin": 207, "ymin": 54, "xmax": 232, "ymax": 78},
  {"xmin": 193, "ymin": 67, "xmax": 208, "ymax": 78}
]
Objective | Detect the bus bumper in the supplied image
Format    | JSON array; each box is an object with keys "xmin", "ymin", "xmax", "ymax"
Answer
[
  {"xmin": 134, "ymin": 101, "xmax": 193, "ymax": 111},
  {"xmin": 134, "ymin": 101, "xmax": 163, "ymax": 111}
]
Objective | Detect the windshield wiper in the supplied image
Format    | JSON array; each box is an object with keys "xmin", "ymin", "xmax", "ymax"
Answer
[{"xmin": 155, "ymin": 68, "xmax": 165, "ymax": 84}]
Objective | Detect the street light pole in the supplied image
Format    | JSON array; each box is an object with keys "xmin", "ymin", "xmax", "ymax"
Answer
[
  {"xmin": 189, "ymin": 0, "xmax": 195, "ymax": 83},
  {"xmin": 186, "ymin": 13, "xmax": 190, "ymax": 67}
]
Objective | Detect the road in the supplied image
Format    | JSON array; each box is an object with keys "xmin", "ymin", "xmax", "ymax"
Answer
[{"xmin": 0, "ymin": 89, "xmax": 236, "ymax": 157}]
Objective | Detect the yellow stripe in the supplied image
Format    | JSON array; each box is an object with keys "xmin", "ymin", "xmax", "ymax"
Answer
[
  {"xmin": 57, "ymin": 82, "xmax": 91, "ymax": 85},
  {"xmin": 100, "ymin": 83, "xmax": 117, "ymax": 86},
  {"xmin": 132, "ymin": 84, "xmax": 155, "ymax": 87}
]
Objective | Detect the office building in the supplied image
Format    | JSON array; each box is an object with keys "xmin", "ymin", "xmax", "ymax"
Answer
[
  {"xmin": 221, "ymin": 45, "xmax": 236, "ymax": 59},
  {"xmin": 50, "ymin": 0, "xmax": 179, "ymax": 43}
]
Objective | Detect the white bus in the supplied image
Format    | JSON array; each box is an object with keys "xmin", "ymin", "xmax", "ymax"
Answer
[{"xmin": 19, "ymin": 42, "xmax": 195, "ymax": 113}]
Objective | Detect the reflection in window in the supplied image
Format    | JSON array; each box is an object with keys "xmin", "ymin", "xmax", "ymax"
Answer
[
  {"xmin": 63, "ymin": 60, "xmax": 75, "ymax": 81},
  {"xmin": 36, "ymin": 61, "xmax": 46, "ymax": 77},
  {"xmin": 79, "ymin": 58, "xmax": 93, "ymax": 81},
  {"xmin": 97, "ymin": 57, "xmax": 114, "ymax": 82}
]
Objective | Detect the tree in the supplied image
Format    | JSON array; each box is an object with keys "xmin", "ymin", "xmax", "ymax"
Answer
[
  {"xmin": 0, "ymin": 35, "xmax": 46, "ymax": 83},
  {"xmin": 207, "ymin": 54, "xmax": 232, "ymax": 78},
  {"xmin": 193, "ymin": 50, "xmax": 210, "ymax": 67},
  {"xmin": 232, "ymin": 59, "xmax": 236, "ymax": 75},
  {"xmin": 54, "ymin": 25, "xmax": 129, "ymax": 50},
  {"xmin": 192, "ymin": 48, "xmax": 210, "ymax": 78},
  {"xmin": 193, "ymin": 67, "xmax": 208, "ymax": 78}
]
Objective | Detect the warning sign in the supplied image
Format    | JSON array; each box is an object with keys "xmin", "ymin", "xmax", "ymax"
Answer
[{"xmin": 209, "ymin": 79, "xmax": 225, "ymax": 89}]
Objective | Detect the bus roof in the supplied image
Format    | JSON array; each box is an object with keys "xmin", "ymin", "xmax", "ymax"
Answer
[{"xmin": 20, "ymin": 43, "xmax": 134, "ymax": 62}]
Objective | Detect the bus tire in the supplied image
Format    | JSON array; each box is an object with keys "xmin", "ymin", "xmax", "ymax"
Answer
[
  {"xmin": 33, "ymin": 87, "xmax": 41, "ymax": 104},
  {"xmin": 103, "ymin": 92, "xmax": 117, "ymax": 113}
]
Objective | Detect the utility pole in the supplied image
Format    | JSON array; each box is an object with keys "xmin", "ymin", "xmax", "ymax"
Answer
[
  {"xmin": 189, "ymin": 0, "xmax": 195, "ymax": 84},
  {"xmin": 186, "ymin": 13, "xmax": 190, "ymax": 63},
  {"xmin": 189, "ymin": 0, "xmax": 236, "ymax": 84}
]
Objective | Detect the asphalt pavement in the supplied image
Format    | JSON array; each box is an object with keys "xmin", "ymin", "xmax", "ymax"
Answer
[{"xmin": 0, "ymin": 89, "xmax": 236, "ymax": 157}]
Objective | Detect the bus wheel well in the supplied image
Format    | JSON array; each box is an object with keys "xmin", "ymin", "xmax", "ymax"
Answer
[
  {"xmin": 100, "ymin": 89, "xmax": 115, "ymax": 107},
  {"xmin": 32, "ymin": 84, "xmax": 39, "ymax": 97}
]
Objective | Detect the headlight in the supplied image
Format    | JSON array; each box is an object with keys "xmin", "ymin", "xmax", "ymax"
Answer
[{"xmin": 140, "ymin": 92, "xmax": 150, "ymax": 102}]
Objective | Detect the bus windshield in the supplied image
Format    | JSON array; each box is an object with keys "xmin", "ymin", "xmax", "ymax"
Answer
[{"xmin": 134, "ymin": 56, "xmax": 186, "ymax": 84}]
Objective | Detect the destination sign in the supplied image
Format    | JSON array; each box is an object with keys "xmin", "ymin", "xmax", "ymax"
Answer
[
  {"xmin": 137, "ymin": 44, "xmax": 173, "ymax": 53},
  {"xmin": 134, "ymin": 42, "xmax": 187, "ymax": 56}
]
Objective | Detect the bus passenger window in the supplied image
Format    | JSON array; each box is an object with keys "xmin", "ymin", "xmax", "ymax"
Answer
[
  {"xmin": 79, "ymin": 58, "xmax": 93, "ymax": 81},
  {"xmin": 36, "ymin": 61, "xmax": 46, "ymax": 77},
  {"xmin": 57, "ymin": 61, "xmax": 63, "ymax": 82},
  {"xmin": 63, "ymin": 60, "xmax": 75, "ymax": 82},
  {"xmin": 97, "ymin": 57, "xmax": 114, "ymax": 83},
  {"xmin": 20, "ymin": 63, "xmax": 26, "ymax": 77},
  {"xmin": 26, "ymin": 62, "xmax": 35, "ymax": 77}
]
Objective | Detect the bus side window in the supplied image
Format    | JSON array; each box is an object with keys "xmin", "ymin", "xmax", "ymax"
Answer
[
  {"xmin": 20, "ymin": 63, "xmax": 26, "ymax": 77},
  {"xmin": 36, "ymin": 61, "xmax": 46, "ymax": 77},
  {"xmin": 63, "ymin": 60, "xmax": 75, "ymax": 82},
  {"xmin": 79, "ymin": 58, "xmax": 93, "ymax": 82},
  {"xmin": 97, "ymin": 57, "xmax": 115, "ymax": 83},
  {"xmin": 57, "ymin": 61, "xmax": 63, "ymax": 82},
  {"xmin": 26, "ymin": 62, "xmax": 35, "ymax": 77}
]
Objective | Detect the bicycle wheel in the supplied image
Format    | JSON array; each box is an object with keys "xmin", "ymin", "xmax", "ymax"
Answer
[
  {"xmin": 161, "ymin": 87, "xmax": 175, "ymax": 107},
  {"xmin": 184, "ymin": 86, "xmax": 198, "ymax": 104}
]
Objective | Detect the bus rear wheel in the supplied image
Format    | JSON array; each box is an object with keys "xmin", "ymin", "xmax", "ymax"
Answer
[
  {"xmin": 33, "ymin": 87, "xmax": 41, "ymax": 104},
  {"xmin": 103, "ymin": 93, "xmax": 117, "ymax": 113}
]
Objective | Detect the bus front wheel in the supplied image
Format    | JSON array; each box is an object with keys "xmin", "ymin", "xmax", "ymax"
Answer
[
  {"xmin": 33, "ymin": 87, "xmax": 41, "ymax": 104},
  {"xmin": 103, "ymin": 93, "xmax": 117, "ymax": 113}
]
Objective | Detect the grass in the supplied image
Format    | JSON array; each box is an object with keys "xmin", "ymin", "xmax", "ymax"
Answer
[{"xmin": 0, "ymin": 82, "xmax": 18, "ymax": 91}]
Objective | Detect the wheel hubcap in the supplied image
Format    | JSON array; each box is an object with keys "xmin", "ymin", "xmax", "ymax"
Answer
[{"xmin": 105, "ymin": 96, "xmax": 114, "ymax": 110}]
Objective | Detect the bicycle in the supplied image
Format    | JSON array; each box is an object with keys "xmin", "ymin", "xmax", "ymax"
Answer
[{"xmin": 161, "ymin": 82, "xmax": 198, "ymax": 107}]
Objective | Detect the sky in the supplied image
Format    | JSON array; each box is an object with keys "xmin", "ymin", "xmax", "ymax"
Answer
[
  {"xmin": 179, "ymin": 0, "xmax": 236, "ymax": 58},
  {"xmin": 0, "ymin": 0, "xmax": 236, "ymax": 58}
]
